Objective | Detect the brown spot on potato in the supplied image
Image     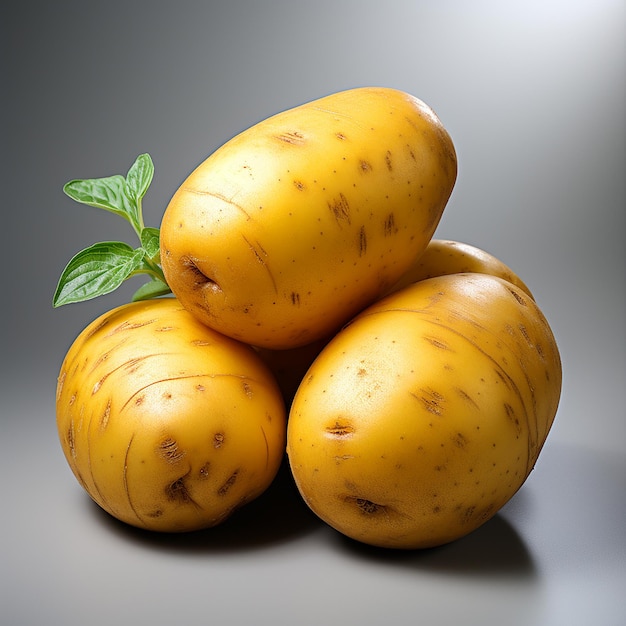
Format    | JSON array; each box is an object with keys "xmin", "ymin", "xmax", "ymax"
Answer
[
  {"xmin": 326, "ymin": 421, "xmax": 355, "ymax": 438},
  {"xmin": 191, "ymin": 339, "xmax": 212, "ymax": 346},
  {"xmin": 328, "ymin": 193, "xmax": 351, "ymax": 225},
  {"xmin": 67, "ymin": 423, "xmax": 76, "ymax": 459},
  {"xmin": 107, "ymin": 318, "xmax": 157, "ymax": 336},
  {"xmin": 291, "ymin": 292, "xmax": 301, "ymax": 306},
  {"xmin": 344, "ymin": 495, "xmax": 387, "ymax": 515},
  {"xmin": 359, "ymin": 160, "xmax": 373, "ymax": 173},
  {"xmin": 217, "ymin": 470, "xmax": 239, "ymax": 496},
  {"xmin": 166, "ymin": 477, "xmax": 194, "ymax": 503},
  {"xmin": 335, "ymin": 132, "xmax": 347, "ymax": 140},
  {"xmin": 293, "ymin": 180, "xmax": 306, "ymax": 191},
  {"xmin": 519, "ymin": 324, "xmax": 533, "ymax": 347},
  {"xmin": 412, "ymin": 387, "xmax": 445, "ymax": 416},
  {"xmin": 451, "ymin": 432, "xmax": 468, "ymax": 448},
  {"xmin": 509, "ymin": 288, "xmax": 528, "ymax": 307},
  {"xmin": 424, "ymin": 336, "xmax": 451, "ymax": 350},
  {"xmin": 358, "ymin": 225, "xmax": 367, "ymax": 256},
  {"xmin": 504, "ymin": 403, "xmax": 522, "ymax": 435},
  {"xmin": 383, "ymin": 212, "xmax": 397, "ymax": 236},
  {"xmin": 276, "ymin": 131, "xmax": 306, "ymax": 145},
  {"xmin": 199, "ymin": 462, "xmax": 210, "ymax": 479},
  {"xmin": 213, "ymin": 432, "xmax": 225, "ymax": 448},
  {"xmin": 455, "ymin": 387, "xmax": 479, "ymax": 410},
  {"xmin": 158, "ymin": 438, "xmax": 185, "ymax": 464},
  {"xmin": 384, "ymin": 150, "xmax": 393, "ymax": 171},
  {"xmin": 100, "ymin": 399, "xmax": 111, "ymax": 430},
  {"xmin": 242, "ymin": 381, "xmax": 253, "ymax": 398}
]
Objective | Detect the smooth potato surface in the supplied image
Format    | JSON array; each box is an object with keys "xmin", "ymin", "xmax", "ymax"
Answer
[
  {"xmin": 286, "ymin": 273, "xmax": 561, "ymax": 549},
  {"xmin": 386, "ymin": 239, "xmax": 534, "ymax": 298},
  {"xmin": 56, "ymin": 298, "xmax": 286, "ymax": 532},
  {"xmin": 160, "ymin": 87, "xmax": 457, "ymax": 349}
]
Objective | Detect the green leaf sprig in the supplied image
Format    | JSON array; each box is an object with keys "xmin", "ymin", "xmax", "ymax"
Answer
[{"xmin": 53, "ymin": 153, "xmax": 172, "ymax": 307}]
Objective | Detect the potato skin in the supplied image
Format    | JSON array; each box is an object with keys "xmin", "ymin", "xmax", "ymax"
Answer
[
  {"xmin": 386, "ymin": 239, "xmax": 534, "ymax": 298},
  {"xmin": 56, "ymin": 298, "xmax": 286, "ymax": 532},
  {"xmin": 160, "ymin": 87, "xmax": 457, "ymax": 349},
  {"xmin": 286, "ymin": 273, "xmax": 561, "ymax": 549}
]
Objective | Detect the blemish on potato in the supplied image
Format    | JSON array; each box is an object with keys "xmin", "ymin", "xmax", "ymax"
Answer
[
  {"xmin": 213, "ymin": 432, "xmax": 225, "ymax": 448},
  {"xmin": 191, "ymin": 339, "xmax": 212, "ymax": 346},
  {"xmin": 518, "ymin": 324, "xmax": 533, "ymax": 348},
  {"xmin": 217, "ymin": 470, "xmax": 239, "ymax": 496},
  {"xmin": 359, "ymin": 160, "xmax": 373, "ymax": 173},
  {"xmin": 358, "ymin": 226, "xmax": 367, "ymax": 257},
  {"xmin": 158, "ymin": 438, "xmax": 185, "ymax": 464},
  {"xmin": 411, "ymin": 387, "xmax": 445, "ymax": 416},
  {"xmin": 383, "ymin": 212, "xmax": 397, "ymax": 236},
  {"xmin": 384, "ymin": 150, "xmax": 393, "ymax": 171},
  {"xmin": 242, "ymin": 380, "xmax": 254, "ymax": 398},
  {"xmin": 293, "ymin": 180, "xmax": 307, "ymax": 191},
  {"xmin": 331, "ymin": 451, "xmax": 355, "ymax": 464},
  {"xmin": 455, "ymin": 387, "xmax": 479, "ymax": 410},
  {"xmin": 199, "ymin": 462, "xmax": 210, "ymax": 479},
  {"xmin": 166, "ymin": 477, "xmax": 194, "ymax": 504},
  {"xmin": 107, "ymin": 318, "xmax": 157, "ymax": 336},
  {"xmin": 100, "ymin": 399, "xmax": 111, "ymax": 430},
  {"xmin": 451, "ymin": 432, "xmax": 468, "ymax": 448},
  {"xmin": 344, "ymin": 495, "xmax": 387, "ymax": 515},
  {"xmin": 328, "ymin": 193, "xmax": 351, "ymax": 225},
  {"xmin": 503, "ymin": 403, "xmax": 522, "ymax": 435},
  {"xmin": 325, "ymin": 421, "xmax": 355, "ymax": 438},
  {"xmin": 275, "ymin": 130, "xmax": 306, "ymax": 145},
  {"xmin": 424, "ymin": 336, "xmax": 451, "ymax": 351},
  {"xmin": 291, "ymin": 292, "xmax": 301, "ymax": 306},
  {"xmin": 509, "ymin": 288, "xmax": 528, "ymax": 307},
  {"xmin": 67, "ymin": 422, "xmax": 76, "ymax": 459}
]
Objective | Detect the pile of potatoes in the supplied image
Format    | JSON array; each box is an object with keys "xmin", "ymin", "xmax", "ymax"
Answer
[{"xmin": 56, "ymin": 87, "xmax": 561, "ymax": 549}]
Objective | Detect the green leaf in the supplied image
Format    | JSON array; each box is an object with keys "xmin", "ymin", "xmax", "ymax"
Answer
[
  {"xmin": 53, "ymin": 242, "xmax": 146, "ymax": 307},
  {"xmin": 63, "ymin": 175, "xmax": 135, "ymax": 223},
  {"xmin": 140, "ymin": 227, "xmax": 161, "ymax": 261},
  {"xmin": 125, "ymin": 153, "xmax": 154, "ymax": 204},
  {"xmin": 132, "ymin": 278, "xmax": 172, "ymax": 302}
]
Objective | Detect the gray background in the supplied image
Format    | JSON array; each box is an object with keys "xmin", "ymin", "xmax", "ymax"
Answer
[{"xmin": 2, "ymin": 1, "xmax": 624, "ymax": 625}]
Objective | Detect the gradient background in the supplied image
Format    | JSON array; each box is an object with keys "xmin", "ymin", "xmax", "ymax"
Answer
[{"xmin": 2, "ymin": 1, "xmax": 624, "ymax": 625}]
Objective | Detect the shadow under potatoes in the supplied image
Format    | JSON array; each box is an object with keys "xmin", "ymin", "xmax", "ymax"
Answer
[
  {"xmin": 85, "ymin": 457, "xmax": 323, "ymax": 554},
  {"xmin": 331, "ymin": 494, "xmax": 537, "ymax": 581}
]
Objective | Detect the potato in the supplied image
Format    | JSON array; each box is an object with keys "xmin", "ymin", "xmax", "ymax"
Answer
[
  {"xmin": 286, "ymin": 273, "xmax": 561, "ymax": 549},
  {"xmin": 160, "ymin": 87, "xmax": 457, "ymax": 349},
  {"xmin": 386, "ymin": 238, "xmax": 534, "ymax": 298},
  {"xmin": 56, "ymin": 298, "xmax": 286, "ymax": 532},
  {"xmin": 254, "ymin": 337, "xmax": 331, "ymax": 407}
]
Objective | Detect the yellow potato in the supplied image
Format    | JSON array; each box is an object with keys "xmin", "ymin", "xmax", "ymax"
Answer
[
  {"xmin": 56, "ymin": 298, "xmax": 286, "ymax": 532},
  {"xmin": 386, "ymin": 238, "xmax": 533, "ymax": 298},
  {"xmin": 160, "ymin": 87, "xmax": 457, "ymax": 349},
  {"xmin": 254, "ymin": 336, "xmax": 331, "ymax": 407},
  {"xmin": 286, "ymin": 273, "xmax": 561, "ymax": 549}
]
